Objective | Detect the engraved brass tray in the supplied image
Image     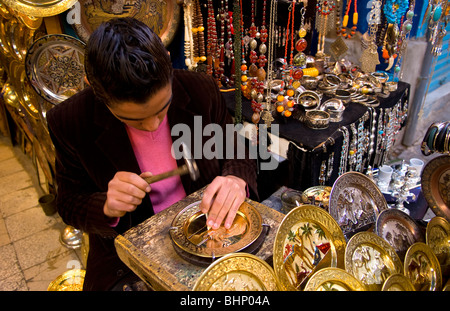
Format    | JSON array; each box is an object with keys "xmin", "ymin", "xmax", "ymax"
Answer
[
  {"xmin": 25, "ymin": 34, "xmax": 86, "ymax": 105},
  {"xmin": 193, "ymin": 253, "xmax": 279, "ymax": 291},
  {"xmin": 329, "ymin": 171, "xmax": 388, "ymax": 236},
  {"xmin": 273, "ymin": 204, "xmax": 347, "ymax": 291},
  {"xmin": 345, "ymin": 232, "xmax": 403, "ymax": 291},
  {"xmin": 47, "ymin": 269, "xmax": 85, "ymax": 291},
  {"xmin": 2, "ymin": 0, "xmax": 78, "ymax": 17},
  {"xmin": 169, "ymin": 200, "xmax": 263, "ymax": 258},
  {"xmin": 426, "ymin": 216, "xmax": 450, "ymax": 270},
  {"xmin": 381, "ymin": 273, "xmax": 415, "ymax": 291},
  {"xmin": 73, "ymin": 0, "xmax": 180, "ymax": 47},
  {"xmin": 304, "ymin": 185, "xmax": 331, "ymax": 210},
  {"xmin": 304, "ymin": 267, "xmax": 366, "ymax": 291},
  {"xmin": 421, "ymin": 155, "xmax": 450, "ymax": 222},
  {"xmin": 404, "ymin": 242, "xmax": 442, "ymax": 291},
  {"xmin": 376, "ymin": 208, "xmax": 425, "ymax": 260}
]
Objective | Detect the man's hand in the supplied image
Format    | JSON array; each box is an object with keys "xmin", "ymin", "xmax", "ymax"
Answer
[
  {"xmin": 199, "ymin": 175, "xmax": 247, "ymax": 230},
  {"xmin": 103, "ymin": 171, "xmax": 152, "ymax": 218}
]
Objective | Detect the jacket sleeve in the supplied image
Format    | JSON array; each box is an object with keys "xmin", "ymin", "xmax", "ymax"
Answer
[{"xmin": 47, "ymin": 103, "xmax": 119, "ymax": 238}]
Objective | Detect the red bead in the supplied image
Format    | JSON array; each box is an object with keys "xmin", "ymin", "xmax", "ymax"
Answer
[{"xmin": 295, "ymin": 38, "xmax": 307, "ymax": 52}]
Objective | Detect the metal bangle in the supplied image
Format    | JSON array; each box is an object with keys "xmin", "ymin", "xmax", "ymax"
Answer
[
  {"xmin": 323, "ymin": 74, "xmax": 341, "ymax": 86},
  {"xmin": 385, "ymin": 81, "xmax": 398, "ymax": 92},
  {"xmin": 435, "ymin": 121, "xmax": 450, "ymax": 152},
  {"xmin": 305, "ymin": 110, "xmax": 330, "ymax": 129},
  {"xmin": 371, "ymin": 71, "xmax": 389, "ymax": 84},
  {"xmin": 432, "ymin": 122, "xmax": 446, "ymax": 151}
]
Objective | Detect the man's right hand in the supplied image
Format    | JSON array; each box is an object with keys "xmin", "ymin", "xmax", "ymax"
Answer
[{"xmin": 103, "ymin": 171, "xmax": 152, "ymax": 218}]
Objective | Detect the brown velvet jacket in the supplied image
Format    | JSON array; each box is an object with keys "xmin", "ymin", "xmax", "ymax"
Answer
[{"xmin": 47, "ymin": 69, "xmax": 258, "ymax": 290}]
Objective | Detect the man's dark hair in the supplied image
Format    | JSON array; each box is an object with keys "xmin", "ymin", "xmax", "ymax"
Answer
[{"xmin": 85, "ymin": 17, "xmax": 173, "ymax": 106}]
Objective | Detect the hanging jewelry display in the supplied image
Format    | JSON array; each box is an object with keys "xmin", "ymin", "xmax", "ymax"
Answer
[
  {"xmin": 183, "ymin": 0, "xmax": 196, "ymax": 70},
  {"xmin": 292, "ymin": 5, "xmax": 307, "ymax": 84},
  {"xmin": 233, "ymin": 0, "xmax": 243, "ymax": 124},
  {"xmin": 393, "ymin": 1, "xmax": 415, "ymax": 81},
  {"xmin": 359, "ymin": 0, "xmax": 381, "ymax": 73},
  {"xmin": 382, "ymin": 0, "xmax": 408, "ymax": 71},
  {"xmin": 338, "ymin": 125, "xmax": 350, "ymax": 176},
  {"xmin": 340, "ymin": 0, "xmax": 358, "ymax": 39},
  {"xmin": 206, "ymin": 0, "xmax": 218, "ymax": 76},
  {"xmin": 316, "ymin": 0, "xmax": 336, "ymax": 55}
]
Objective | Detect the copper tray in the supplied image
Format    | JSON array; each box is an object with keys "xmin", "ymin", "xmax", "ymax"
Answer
[
  {"xmin": 329, "ymin": 171, "xmax": 388, "ymax": 236},
  {"xmin": 25, "ymin": 34, "xmax": 87, "ymax": 105},
  {"xmin": 273, "ymin": 204, "xmax": 347, "ymax": 291},
  {"xmin": 2, "ymin": 0, "xmax": 78, "ymax": 17},
  {"xmin": 375, "ymin": 208, "xmax": 425, "ymax": 260},
  {"xmin": 193, "ymin": 253, "xmax": 279, "ymax": 291},
  {"xmin": 421, "ymin": 155, "xmax": 450, "ymax": 222},
  {"xmin": 73, "ymin": 0, "xmax": 180, "ymax": 47},
  {"xmin": 169, "ymin": 200, "xmax": 263, "ymax": 259},
  {"xmin": 404, "ymin": 242, "xmax": 442, "ymax": 291}
]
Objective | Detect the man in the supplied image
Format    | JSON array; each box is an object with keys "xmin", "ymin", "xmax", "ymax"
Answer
[{"xmin": 47, "ymin": 17, "xmax": 257, "ymax": 290}]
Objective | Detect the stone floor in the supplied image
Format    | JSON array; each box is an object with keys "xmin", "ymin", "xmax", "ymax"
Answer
[{"xmin": 0, "ymin": 135, "xmax": 83, "ymax": 291}]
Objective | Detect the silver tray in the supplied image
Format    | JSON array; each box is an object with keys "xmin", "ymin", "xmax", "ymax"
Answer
[
  {"xmin": 376, "ymin": 208, "xmax": 425, "ymax": 260},
  {"xmin": 25, "ymin": 34, "xmax": 87, "ymax": 105},
  {"xmin": 73, "ymin": 0, "xmax": 181, "ymax": 47},
  {"xmin": 329, "ymin": 172, "xmax": 388, "ymax": 236}
]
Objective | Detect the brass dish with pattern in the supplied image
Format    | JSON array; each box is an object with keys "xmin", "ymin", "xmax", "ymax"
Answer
[
  {"xmin": 304, "ymin": 267, "xmax": 366, "ymax": 291},
  {"xmin": 2, "ymin": 0, "xmax": 78, "ymax": 17},
  {"xmin": 47, "ymin": 269, "xmax": 85, "ymax": 291},
  {"xmin": 404, "ymin": 242, "xmax": 442, "ymax": 291},
  {"xmin": 426, "ymin": 216, "xmax": 450, "ymax": 272},
  {"xmin": 381, "ymin": 273, "xmax": 415, "ymax": 291}
]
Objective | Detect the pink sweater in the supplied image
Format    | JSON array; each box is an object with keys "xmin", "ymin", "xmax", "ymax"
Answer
[{"xmin": 125, "ymin": 116, "xmax": 186, "ymax": 214}]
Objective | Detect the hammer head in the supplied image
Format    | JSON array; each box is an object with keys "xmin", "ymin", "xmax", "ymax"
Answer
[{"xmin": 181, "ymin": 142, "xmax": 200, "ymax": 181}]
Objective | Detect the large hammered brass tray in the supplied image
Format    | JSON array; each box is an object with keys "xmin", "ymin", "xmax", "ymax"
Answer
[
  {"xmin": 345, "ymin": 232, "xmax": 403, "ymax": 291},
  {"xmin": 376, "ymin": 208, "xmax": 425, "ymax": 260},
  {"xmin": 404, "ymin": 242, "xmax": 442, "ymax": 291},
  {"xmin": 193, "ymin": 253, "xmax": 280, "ymax": 291},
  {"xmin": 169, "ymin": 201, "xmax": 263, "ymax": 259},
  {"xmin": 25, "ymin": 34, "xmax": 86, "ymax": 105},
  {"xmin": 273, "ymin": 204, "xmax": 347, "ymax": 291},
  {"xmin": 426, "ymin": 216, "xmax": 450, "ymax": 271},
  {"xmin": 304, "ymin": 267, "xmax": 366, "ymax": 291},
  {"xmin": 329, "ymin": 171, "xmax": 388, "ymax": 236},
  {"xmin": 2, "ymin": 0, "xmax": 78, "ymax": 17},
  {"xmin": 421, "ymin": 155, "xmax": 450, "ymax": 222},
  {"xmin": 73, "ymin": 0, "xmax": 180, "ymax": 47}
]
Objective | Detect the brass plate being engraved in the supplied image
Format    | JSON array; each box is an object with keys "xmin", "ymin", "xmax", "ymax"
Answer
[
  {"xmin": 169, "ymin": 200, "xmax": 263, "ymax": 258},
  {"xmin": 381, "ymin": 273, "xmax": 415, "ymax": 291},
  {"xmin": 426, "ymin": 216, "xmax": 450, "ymax": 269},
  {"xmin": 421, "ymin": 155, "xmax": 450, "ymax": 222},
  {"xmin": 376, "ymin": 208, "xmax": 425, "ymax": 261},
  {"xmin": 345, "ymin": 232, "xmax": 403, "ymax": 291},
  {"xmin": 193, "ymin": 253, "xmax": 279, "ymax": 291},
  {"xmin": 73, "ymin": 0, "xmax": 180, "ymax": 47},
  {"xmin": 329, "ymin": 171, "xmax": 388, "ymax": 236},
  {"xmin": 404, "ymin": 242, "xmax": 442, "ymax": 291},
  {"xmin": 25, "ymin": 34, "xmax": 86, "ymax": 105},
  {"xmin": 304, "ymin": 267, "xmax": 366, "ymax": 291},
  {"xmin": 2, "ymin": 0, "xmax": 78, "ymax": 17},
  {"xmin": 273, "ymin": 205, "xmax": 347, "ymax": 291},
  {"xmin": 47, "ymin": 269, "xmax": 85, "ymax": 291}
]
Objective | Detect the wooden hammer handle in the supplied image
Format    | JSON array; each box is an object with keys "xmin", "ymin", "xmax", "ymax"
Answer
[{"xmin": 143, "ymin": 165, "xmax": 189, "ymax": 184}]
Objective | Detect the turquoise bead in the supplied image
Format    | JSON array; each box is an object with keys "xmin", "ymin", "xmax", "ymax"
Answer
[
  {"xmin": 407, "ymin": 10, "xmax": 414, "ymax": 19},
  {"xmin": 433, "ymin": 5, "xmax": 442, "ymax": 22},
  {"xmin": 395, "ymin": 66, "xmax": 401, "ymax": 73}
]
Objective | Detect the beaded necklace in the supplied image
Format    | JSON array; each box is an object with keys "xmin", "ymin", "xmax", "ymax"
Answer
[
  {"xmin": 382, "ymin": 0, "xmax": 408, "ymax": 70},
  {"xmin": 316, "ymin": 0, "xmax": 336, "ymax": 55},
  {"xmin": 341, "ymin": 0, "xmax": 358, "ymax": 39},
  {"xmin": 206, "ymin": 0, "xmax": 218, "ymax": 77}
]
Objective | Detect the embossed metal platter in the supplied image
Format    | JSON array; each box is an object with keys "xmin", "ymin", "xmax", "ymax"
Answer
[
  {"xmin": 193, "ymin": 253, "xmax": 279, "ymax": 291},
  {"xmin": 169, "ymin": 200, "xmax": 263, "ymax": 258},
  {"xmin": 426, "ymin": 216, "xmax": 450, "ymax": 269},
  {"xmin": 421, "ymin": 155, "xmax": 450, "ymax": 222},
  {"xmin": 303, "ymin": 186, "xmax": 331, "ymax": 210},
  {"xmin": 304, "ymin": 267, "xmax": 366, "ymax": 291},
  {"xmin": 47, "ymin": 269, "xmax": 85, "ymax": 291},
  {"xmin": 329, "ymin": 171, "xmax": 388, "ymax": 236},
  {"xmin": 381, "ymin": 273, "xmax": 415, "ymax": 291},
  {"xmin": 404, "ymin": 242, "xmax": 442, "ymax": 291},
  {"xmin": 345, "ymin": 232, "xmax": 403, "ymax": 291},
  {"xmin": 25, "ymin": 34, "xmax": 86, "ymax": 105},
  {"xmin": 2, "ymin": 0, "xmax": 78, "ymax": 17},
  {"xmin": 376, "ymin": 208, "xmax": 425, "ymax": 260},
  {"xmin": 273, "ymin": 204, "xmax": 347, "ymax": 291},
  {"xmin": 73, "ymin": 0, "xmax": 180, "ymax": 47}
]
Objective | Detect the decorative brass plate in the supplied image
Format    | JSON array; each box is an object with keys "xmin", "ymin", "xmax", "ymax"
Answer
[
  {"xmin": 273, "ymin": 204, "xmax": 347, "ymax": 291},
  {"xmin": 2, "ymin": 0, "xmax": 78, "ymax": 17},
  {"xmin": 376, "ymin": 208, "xmax": 425, "ymax": 260},
  {"xmin": 303, "ymin": 185, "xmax": 331, "ymax": 210},
  {"xmin": 404, "ymin": 242, "xmax": 442, "ymax": 291},
  {"xmin": 169, "ymin": 200, "xmax": 263, "ymax": 258},
  {"xmin": 47, "ymin": 269, "xmax": 85, "ymax": 291},
  {"xmin": 381, "ymin": 273, "xmax": 415, "ymax": 291},
  {"xmin": 73, "ymin": 0, "xmax": 180, "ymax": 47},
  {"xmin": 329, "ymin": 171, "xmax": 388, "ymax": 236},
  {"xmin": 345, "ymin": 232, "xmax": 403, "ymax": 291},
  {"xmin": 25, "ymin": 34, "xmax": 86, "ymax": 105},
  {"xmin": 193, "ymin": 253, "xmax": 279, "ymax": 291},
  {"xmin": 421, "ymin": 155, "xmax": 450, "ymax": 222},
  {"xmin": 426, "ymin": 216, "xmax": 450, "ymax": 268},
  {"xmin": 304, "ymin": 267, "xmax": 366, "ymax": 291}
]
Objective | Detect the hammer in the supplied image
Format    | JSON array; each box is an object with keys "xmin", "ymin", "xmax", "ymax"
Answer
[{"xmin": 143, "ymin": 142, "xmax": 200, "ymax": 184}]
